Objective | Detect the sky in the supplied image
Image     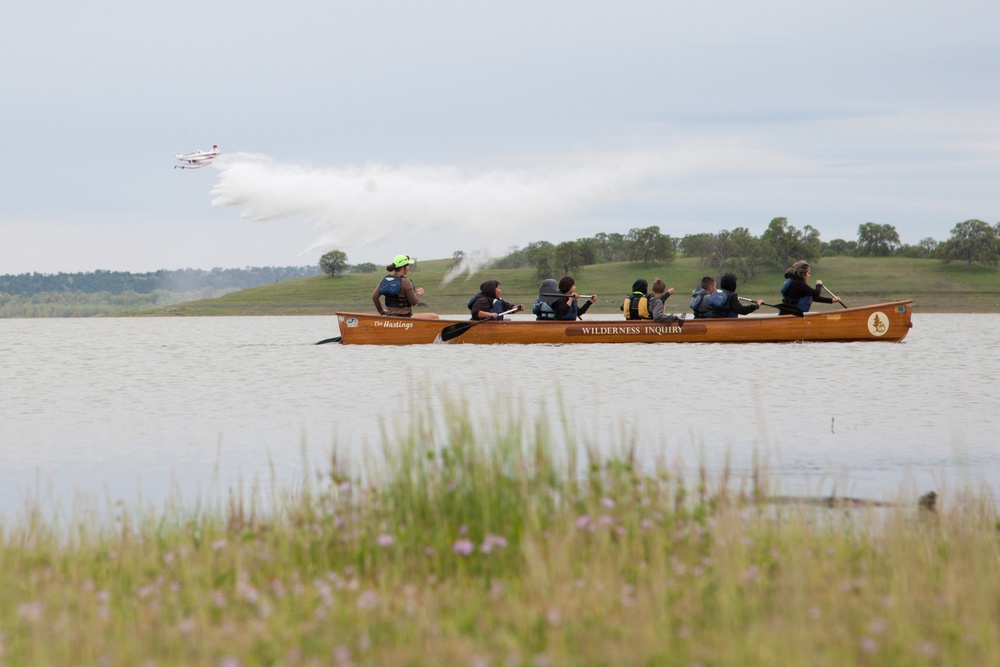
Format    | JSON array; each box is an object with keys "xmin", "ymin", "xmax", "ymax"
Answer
[{"xmin": 2, "ymin": 0, "xmax": 998, "ymax": 275}]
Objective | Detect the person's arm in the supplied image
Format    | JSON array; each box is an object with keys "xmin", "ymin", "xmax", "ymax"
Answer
[
  {"xmin": 790, "ymin": 279, "xmax": 833, "ymax": 304},
  {"xmin": 372, "ymin": 285, "xmax": 385, "ymax": 315},
  {"xmin": 470, "ymin": 295, "xmax": 499, "ymax": 320},
  {"xmin": 577, "ymin": 298, "xmax": 594, "ymax": 317},
  {"xmin": 731, "ymin": 294, "xmax": 759, "ymax": 315},
  {"xmin": 401, "ymin": 277, "xmax": 420, "ymax": 306}
]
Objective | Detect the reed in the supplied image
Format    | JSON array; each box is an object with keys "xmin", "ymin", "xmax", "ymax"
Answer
[{"xmin": 1, "ymin": 401, "xmax": 997, "ymax": 665}]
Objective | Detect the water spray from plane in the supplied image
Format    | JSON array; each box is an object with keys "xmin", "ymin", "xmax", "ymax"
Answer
[{"xmin": 209, "ymin": 151, "xmax": 684, "ymax": 282}]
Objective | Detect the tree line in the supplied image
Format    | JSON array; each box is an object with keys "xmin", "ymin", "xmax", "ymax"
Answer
[
  {"xmin": 0, "ymin": 266, "xmax": 321, "ymax": 318},
  {"xmin": 0, "ymin": 266, "xmax": 321, "ymax": 297},
  {"xmin": 318, "ymin": 218, "xmax": 1000, "ymax": 282},
  {"xmin": 466, "ymin": 218, "xmax": 999, "ymax": 280}
]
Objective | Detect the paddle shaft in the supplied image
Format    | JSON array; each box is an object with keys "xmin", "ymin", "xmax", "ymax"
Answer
[
  {"xmin": 821, "ymin": 283, "xmax": 848, "ymax": 308},
  {"xmin": 440, "ymin": 307, "xmax": 520, "ymax": 342},
  {"xmin": 738, "ymin": 297, "xmax": 804, "ymax": 317},
  {"xmin": 540, "ymin": 293, "xmax": 597, "ymax": 300}
]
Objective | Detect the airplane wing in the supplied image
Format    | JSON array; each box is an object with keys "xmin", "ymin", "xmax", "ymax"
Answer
[{"xmin": 174, "ymin": 145, "xmax": 219, "ymax": 168}]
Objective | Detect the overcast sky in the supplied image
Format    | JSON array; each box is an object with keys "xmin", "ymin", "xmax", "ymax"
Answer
[{"xmin": 2, "ymin": 1, "xmax": 997, "ymax": 274}]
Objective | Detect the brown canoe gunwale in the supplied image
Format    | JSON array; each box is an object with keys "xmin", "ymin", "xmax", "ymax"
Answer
[{"xmin": 333, "ymin": 300, "xmax": 913, "ymax": 345}]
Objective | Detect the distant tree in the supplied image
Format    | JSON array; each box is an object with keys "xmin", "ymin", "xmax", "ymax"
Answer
[
  {"xmin": 680, "ymin": 233, "xmax": 714, "ymax": 258},
  {"xmin": 856, "ymin": 222, "xmax": 901, "ymax": 256},
  {"xmin": 575, "ymin": 237, "xmax": 600, "ymax": 266},
  {"xmin": 625, "ymin": 226, "xmax": 675, "ymax": 264},
  {"xmin": 319, "ymin": 250, "xmax": 349, "ymax": 276},
  {"xmin": 726, "ymin": 228, "xmax": 769, "ymax": 280},
  {"xmin": 594, "ymin": 232, "xmax": 629, "ymax": 262},
  {"xmin": 821, "ymin": 238, "xmax": 857, "ymax": 257},
  {"xmin": 553, "ymin": 241, "xmax": 584, "ymax": 276},
  {"xmin": 350, "ymin": 262, "xmax": 377, "ymax": 273},
  {"xmin": 937, "ymin": 219, "xmax": 1000, "ymax": 270},
  {"xmin": 705, "ymin": 229, "xmax": 737, "ymax": 271},
  {"xmin": 450, "ymin": 250, "xmax": 465, "ymax": 269},
  {"xmin": 761, "ymin": 217, "xmax": 820, "ymax": 268},
  {"xmin": 918, "ymin": 237, "xmax": 940, "ymax": 256},
  {"xmin": 523, "ymin": 241, "xmax": 556, "ymax": 280}
]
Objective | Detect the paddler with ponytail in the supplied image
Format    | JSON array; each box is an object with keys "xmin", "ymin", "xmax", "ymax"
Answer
[
  {"xmin": 371, "ymin": 254, "xmax": 439, "ymax": 319},
  {"xmin": 779, "ymin": 260, "xmax": 840, "ymax": 313}
]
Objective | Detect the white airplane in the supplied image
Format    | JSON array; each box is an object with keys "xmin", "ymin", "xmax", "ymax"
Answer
[{"xmin": 174, "ymin": 145, "xmax": 219, "ymax": 169}]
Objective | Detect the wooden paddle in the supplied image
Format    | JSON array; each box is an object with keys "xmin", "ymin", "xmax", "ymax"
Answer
[
  {"xmin": 440, "ymin": 307, "xmax": 520, "ymax": 342},
  {"xmin": 821, "ymin": 284, "xmax": 848, "ymax": 308},
  {"xmin": 739, "ymin": 297, "xmax": 804, "ymax": 317},
  {"xmin": 540, "ymin": 293, "xmax": 598, "ymax": 300},
  {"xmin": 314, "ymin": 336, "xmax": 342, "ymax": 345}
]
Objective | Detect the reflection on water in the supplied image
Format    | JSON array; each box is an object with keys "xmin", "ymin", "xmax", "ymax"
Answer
[{"xmin": 1, "ymin": 313, "xmax": 996, "ymax": 517}]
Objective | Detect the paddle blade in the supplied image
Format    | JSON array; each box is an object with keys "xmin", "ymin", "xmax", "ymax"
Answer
[
  {"xmin": 774, "ymin": 303, "xmax": 804, "ymax": 317},
  {"xmin": 315, "ymin": 336, "xmax": 342, "ymax": 345},
  {"xmin": 440, "ymin": 321, "xmax": 477, "ymax": 342}
]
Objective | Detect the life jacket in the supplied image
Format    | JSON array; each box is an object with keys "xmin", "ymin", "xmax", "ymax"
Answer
[
  {"xmin": 532, "ymin": 298, "xmax": 556, "ymax": 320},
  {"xmin": 622, "ymin": 293, "xmax": 651, "ymax": 320},
  {"xmin": 706, "ymin": 289, "xmax": 735, "ymax": 318},
  {"xmin": 690, "ymin": 290, "xmax": 712, "ymax": 318},
  {"xmin": 780, "ymin": 277, "xmax": 814, "ymax": 312},
  {"xmin": 468, "ymin": 294, "xmax": 510, "ymax": 320},
  {"xmin": 378, "ymin": 275, "xmax": 410, "ymax": 310}
]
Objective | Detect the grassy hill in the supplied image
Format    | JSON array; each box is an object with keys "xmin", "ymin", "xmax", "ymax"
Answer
[{"xmin": 127, "ymin": 256, "xmax": 1000, "ymax": 316}]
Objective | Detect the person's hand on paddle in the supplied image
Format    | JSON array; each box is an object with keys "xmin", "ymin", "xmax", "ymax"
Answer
[
  {"xmin": 415, "ymin": 287, "xmax": 425, "ymax": 298},
  {"xmin": 586, "ymin": 293, "xmax": 597, "ymax": 303},
  {"xmin": 515, "ymin": 304, "xmax": 524, "ymax": 312},
  {"xmin": 830, "ymin": 296, "xmax": 841, "ymax": 304},
  {"xmin": 755, "ymin": 299, "xmax": 764, "ymax": 306}
]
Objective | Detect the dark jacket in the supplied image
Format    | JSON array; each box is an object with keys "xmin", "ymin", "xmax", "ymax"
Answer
[
  {"xmin": 552, "ymin": 296, "xmax": 593, "ymax": 320},
  {"xmin": 469, "ymin": 280, "xmax": 515, "ymax": 320},
  {"xmin": 780, "ymin": 273, "xmax": 833, "ymax": 312},
  {"xmin": 705, "ymin": 290, "xmax": 759, "ymax": 318}
]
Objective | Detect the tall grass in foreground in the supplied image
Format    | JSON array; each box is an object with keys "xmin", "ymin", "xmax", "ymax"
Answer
[{"xmin": 1, "ymin": 402, "xmax": 998, "ymax": 666}]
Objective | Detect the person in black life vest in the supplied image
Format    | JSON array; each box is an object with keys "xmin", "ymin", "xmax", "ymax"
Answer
[
  {"xmin": 622, "ymin": 278, "xmax": 682, "ymax": 324},
  {"xmin": 622, "ymin": 279, "xmax": 650, "ymax": 319},
  {"xmin": 468, "ymin": 280, "xmax": 523, "ymax": 320},
  {"xmin": 371, "ymin": 254, "xmax": 439, "ymax": 319},
  {"xmin": 552, "ymin": 275, "xmax": 596, "ymax": 320},
  {"xmin": 780, "ymin": 260, "xmax": 840, "ymax": 313},
  {"xmin": 705, "ymin": 273, "xmax": 762, "ymax": 318}
]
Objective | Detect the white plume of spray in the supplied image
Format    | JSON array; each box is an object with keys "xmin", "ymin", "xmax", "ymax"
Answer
[{"xmin": 210, "ymin": 151, "xmax": 679, "ymax": 283}]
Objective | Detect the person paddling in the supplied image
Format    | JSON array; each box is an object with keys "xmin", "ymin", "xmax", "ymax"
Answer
[
  {"xmin": 551, "ymin": 276, "xmax": 596, "ymax": 320},
  {"xmin": 779, "ymin": 260, "xmax": 840, "ymax": 313}
]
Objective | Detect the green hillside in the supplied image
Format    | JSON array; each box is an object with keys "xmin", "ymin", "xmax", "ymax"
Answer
[{"xmin": 129, "ymin": 256, "xmax": 1000, "ymax": 316}]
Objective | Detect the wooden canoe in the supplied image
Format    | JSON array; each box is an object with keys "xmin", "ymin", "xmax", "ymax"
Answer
[{"xmin": 332, "ymin": 300, "xmax": 913, "ymax": 345}]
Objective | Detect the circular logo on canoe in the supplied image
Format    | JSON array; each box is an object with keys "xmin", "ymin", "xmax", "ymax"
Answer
[{"xmin": 867, "ymin": 311, "xmax": 889, "ymax": 337}]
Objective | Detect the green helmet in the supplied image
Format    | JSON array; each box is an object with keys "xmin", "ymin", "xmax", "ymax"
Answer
[{"xmin": 392, "ymin": 254, "xmax": 415, "ymax": 268}]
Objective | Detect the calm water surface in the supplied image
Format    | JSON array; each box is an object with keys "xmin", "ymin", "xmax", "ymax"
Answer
[{"xmin": 1, "ymin": 313, "xmax": 996, "ymax": 517}]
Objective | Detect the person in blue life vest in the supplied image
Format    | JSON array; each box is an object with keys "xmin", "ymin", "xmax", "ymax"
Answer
[
  {"xmin": 552, "ymin": 275, "xmax": 596, "ymax": 320},
  {"xmin": 780, "ymin": 260, "xmax": 840, "ymax": 313},
  {"xmin": 689, "ymin": 276, "xmax": 716, "ymax": 318},
  {"xmin": 468, "ymin": 280, "xmax": 523, "ymax": 320},
  {"xmin": 371, "ymin": 254, "xmax": 439, "ymax": 319},
  {"xmin": 705, "ymin": 273, "xmax": 762, "ymax": 318},
  {"xmin": 532, "ymin": 278, "xmax": 560, "ymax": 320}
]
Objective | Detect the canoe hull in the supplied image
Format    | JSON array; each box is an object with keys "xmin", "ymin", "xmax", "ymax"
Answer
[{"xmin": 333, "ymin": 301, "xmax": 913, "ymax": 345}]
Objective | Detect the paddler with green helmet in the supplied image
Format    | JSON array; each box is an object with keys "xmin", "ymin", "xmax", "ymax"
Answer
[{"xmin": 371, "ymin": 254, "xmax": 439, "ymax": 319}]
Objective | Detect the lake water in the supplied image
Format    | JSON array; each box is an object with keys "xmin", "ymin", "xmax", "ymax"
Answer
[{"xmin": 2, "ymin": 313, "xmax": 997, "ymax": 519}]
